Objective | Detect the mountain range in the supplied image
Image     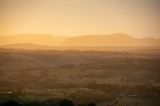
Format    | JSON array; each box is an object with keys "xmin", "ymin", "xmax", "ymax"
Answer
[{"xmin": 0, "ymin": 33, "xmax": 160, "ymax": 50}]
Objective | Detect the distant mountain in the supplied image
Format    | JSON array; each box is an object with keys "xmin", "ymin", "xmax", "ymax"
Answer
[
  {"xmin": 0, "ymin": 34, "xmax": 67, "ymax": 46},
  {"xmin": 0, "ymin": 43, "xmax": 54, "ymax": 50},
  {"xmin": 61, "ymin": 33, "xmax": 160, "ymax": 47},
  {"xmin": 0, "ymin": 33, "xmax": 159, "ymax": 50}
]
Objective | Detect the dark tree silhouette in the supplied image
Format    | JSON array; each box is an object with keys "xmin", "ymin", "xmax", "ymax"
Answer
[
  {"xmin": 26, "ymin": 101, "xmax": 41, "ymax": 106},
  {"xmin": 59, "ymin": 99, "xmax": 74, "ymax": 106},
  {"xmin": 46, "ymin": 97, "xmax": 61, "ymax": 106},
  {"xmin": 77, "ymin": 103, "xmax": 87, "ymax": 106},
  {"xmin": 3, "ymin": 100, "xmax": 19, "ymax": 106},
  {"xmin": 87, "ymin": 102, "xmax": 96, "ymax": 106},
  {"xmin": 40, "ymin": 101, "xmax": 50, "ymax": 106}
]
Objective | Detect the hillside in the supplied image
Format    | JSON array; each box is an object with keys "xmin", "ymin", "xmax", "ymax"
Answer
[{"xmin": 0, "ymin": 48, "xmax": 160, "ymax": 88}]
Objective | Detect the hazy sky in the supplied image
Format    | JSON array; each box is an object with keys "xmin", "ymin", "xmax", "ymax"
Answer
[{"xmin": 0, "ymin": 0, "xmax": 160, "ymax": 37}]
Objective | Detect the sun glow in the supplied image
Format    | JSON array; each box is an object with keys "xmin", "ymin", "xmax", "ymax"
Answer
[{"xmin": 0, "ymin": 0, "xmax": 159, "ymax": 38}]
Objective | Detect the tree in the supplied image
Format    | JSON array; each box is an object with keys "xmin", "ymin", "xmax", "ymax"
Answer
[
  {"xmin": 3, "ymin": 100, "xmax": 19, "ymax": 106},
  {"xmin": 59, "ymin": 99, "xmax": 74, "ymax": 106},
  {"xmin": 87, "ymin": 102, "xmax": 96, "ymax": 106}
]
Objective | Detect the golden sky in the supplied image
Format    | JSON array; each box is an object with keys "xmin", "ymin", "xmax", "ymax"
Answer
[{"xmin": 0, "ymin": 0, "xmax": 160, "ymax": 38}]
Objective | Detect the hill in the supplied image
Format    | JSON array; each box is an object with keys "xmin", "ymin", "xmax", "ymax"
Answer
[{"xmin": 0, "ymin": 48, "xmax": 159, "ymax": 87}]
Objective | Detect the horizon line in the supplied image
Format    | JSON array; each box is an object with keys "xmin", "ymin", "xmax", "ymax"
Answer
[{"xmin": 0, "ymin": 33, "xmax": 159, "ymax": 39}]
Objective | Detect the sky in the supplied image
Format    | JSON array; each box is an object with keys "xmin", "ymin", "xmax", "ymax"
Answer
[{"xmin": 0, "ymin": 0, "xmax": 160, "ymax": 38}]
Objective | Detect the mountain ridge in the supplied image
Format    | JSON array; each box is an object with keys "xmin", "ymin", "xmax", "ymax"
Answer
[{"xmin": 0, "ymin": 33, "xmax": 159, "ymax": 49}]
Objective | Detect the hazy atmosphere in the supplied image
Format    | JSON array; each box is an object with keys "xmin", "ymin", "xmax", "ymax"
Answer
[
  {"xmin": 0, "ymin": 0, "xmax": 160, "ymax": 106},
  {"xmin": 0, "ymin": 0, "xmax": 160, "ymax": 38}
]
